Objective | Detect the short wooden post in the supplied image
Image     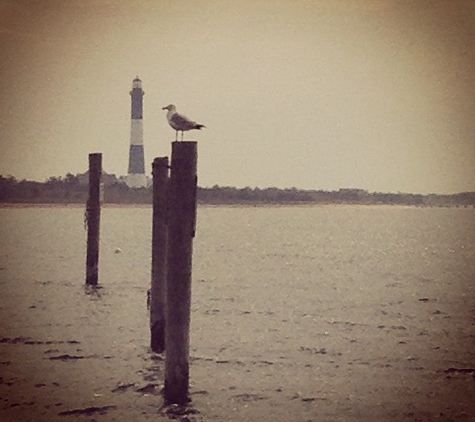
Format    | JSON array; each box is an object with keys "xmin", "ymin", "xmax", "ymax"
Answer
[
  {"xmin": 85, "ymin": 153, "xmax": 102, "ymax": 286},
  {"xmin": 164, "ymin": 141, "xmax": 197, "ymax": 404},
  {"xmin": 150, "ymin": 157, "xmax": 169, "ymax": 353}
]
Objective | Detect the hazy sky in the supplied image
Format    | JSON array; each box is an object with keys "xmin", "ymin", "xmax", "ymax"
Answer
[{"xmin": 1, "ymin": 0, "xmax": 474, "ymax": 194}]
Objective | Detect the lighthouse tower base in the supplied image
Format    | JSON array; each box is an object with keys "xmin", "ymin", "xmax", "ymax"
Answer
[{"xmin": 127, "ymin": 173, "xmax": 147, "ymax": 188}]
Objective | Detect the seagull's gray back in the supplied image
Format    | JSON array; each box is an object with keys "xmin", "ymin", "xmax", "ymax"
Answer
[{"xmin": 169, "ymin": 112, "xmax": 201, "ymax": 131}]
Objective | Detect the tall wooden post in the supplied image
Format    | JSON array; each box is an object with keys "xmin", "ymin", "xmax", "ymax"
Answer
[
  {"xmin": 85, "ymin": 153, "xmax": 102, "ymax": 286},
  {"xmin": 150, "ymin": 157, "xmax": 169, "ymax": 353},
  {"xmin": 164, "ymin": 141, "xmax": 197, "ymax": 404}
]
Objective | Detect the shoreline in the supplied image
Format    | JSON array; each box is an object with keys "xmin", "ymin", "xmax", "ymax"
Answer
[{"xmin": 0, "ymin": 202, "xmax": 472, "ymax": 209}]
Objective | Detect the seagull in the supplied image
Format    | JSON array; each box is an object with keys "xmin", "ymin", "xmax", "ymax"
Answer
[{"xmin": 162, "ymin": 104, "xmax": 205, "ymax": 141}]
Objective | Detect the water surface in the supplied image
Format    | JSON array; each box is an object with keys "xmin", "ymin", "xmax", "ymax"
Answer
[{"xmin": 0, "ymin": 205, "xmax": 474, "ymax": 421}]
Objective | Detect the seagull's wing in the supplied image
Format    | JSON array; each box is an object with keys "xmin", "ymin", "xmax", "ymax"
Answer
[{"xmin": 170, "ymin": 112, "xmax": 196, "ymax": 130}]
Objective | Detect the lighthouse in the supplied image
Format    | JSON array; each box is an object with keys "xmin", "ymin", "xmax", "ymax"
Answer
[{"xmin": 126, "ymin": 76, "xmax": 147, "ymax": 188}]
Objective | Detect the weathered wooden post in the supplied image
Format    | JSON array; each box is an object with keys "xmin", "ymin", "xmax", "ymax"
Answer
[
  {"xmin": 85, "ymin": 153, "xmax": 102, "ymax": 286},
  {"xmin": 164, "ymin": 141, "xmax": 197, "ymax": 404},
  {"xmin": 150, "ymin": 157, "xmax": 169, "ymax": 353}
]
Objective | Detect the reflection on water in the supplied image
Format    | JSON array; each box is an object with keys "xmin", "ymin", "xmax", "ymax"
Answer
[{"xmin": 84, "ymin": 284, "xmax": 104, "ymax": 300}]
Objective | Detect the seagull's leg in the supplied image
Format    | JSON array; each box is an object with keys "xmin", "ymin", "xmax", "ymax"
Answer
[
  {"xmin": 175, "ymin": 130, "xmax": 178, "ymax": 141},
  {"xmin": 181, "ymin": 131, "xmax": 184, "ymax": 141}
]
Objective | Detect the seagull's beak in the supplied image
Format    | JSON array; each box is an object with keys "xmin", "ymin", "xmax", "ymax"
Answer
[{"xmin": 162, "ymin": 106, "xmax": 168, "ymax": 110}]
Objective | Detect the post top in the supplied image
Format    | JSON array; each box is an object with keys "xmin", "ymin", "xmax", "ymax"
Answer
[{"xmin": 153, "ymin": 156, "xmax": 169, "ymax": 164}]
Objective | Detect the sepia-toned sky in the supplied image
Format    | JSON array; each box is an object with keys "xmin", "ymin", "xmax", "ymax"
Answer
[{"xmin": 1, "ymin": 0, "xmax": 474, "ymax": 194}]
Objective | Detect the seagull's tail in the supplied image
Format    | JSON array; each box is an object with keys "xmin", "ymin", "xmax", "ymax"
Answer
[{"xmin": 194, "ymin": 124, "xmax": 206, "ymax": 130}]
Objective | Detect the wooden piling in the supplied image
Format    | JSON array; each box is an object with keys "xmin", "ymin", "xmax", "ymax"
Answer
[
  {"xmin": 164, "ymin": 141, "xmax": 197, "ymax": 404},
  {"xmin": 150, "ymin": 157, "xmax": 169, "ymax": 353},
  {"xmin": 85, "ymin": 153, "xmax": 102, "ymax": 286}
]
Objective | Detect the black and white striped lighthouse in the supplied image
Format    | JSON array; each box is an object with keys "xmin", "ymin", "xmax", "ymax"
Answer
[{"xmin": 126, "ymin": 76, "xmax": 147, "ymax": 188}]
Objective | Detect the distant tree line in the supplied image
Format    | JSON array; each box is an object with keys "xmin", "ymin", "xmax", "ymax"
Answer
[{"xmin": 1, "ymin": 174, "xmax": 474, "ymax": 207}]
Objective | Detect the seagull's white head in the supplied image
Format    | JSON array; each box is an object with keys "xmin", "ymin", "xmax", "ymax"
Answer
[{"xmin": 162, "ymin": 104, "xmax": 176, "ymax": 112}]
